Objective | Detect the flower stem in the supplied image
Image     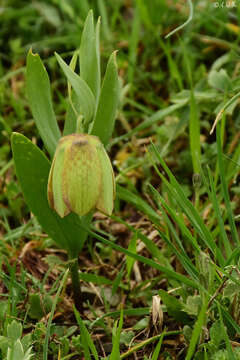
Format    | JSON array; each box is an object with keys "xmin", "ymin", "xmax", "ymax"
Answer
[{"xmin": 68, "ymin": 254, "xmax": 83, "ymax": 313}]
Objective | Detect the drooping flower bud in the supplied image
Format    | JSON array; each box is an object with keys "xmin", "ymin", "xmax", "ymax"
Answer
[{"xmin": 47, "ymin": 134, "xmax": 115, "ymax": 218}]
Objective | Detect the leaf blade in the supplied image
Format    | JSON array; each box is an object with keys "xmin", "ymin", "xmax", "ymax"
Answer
[
  {"xmin": 55, "ymin": 52, "xmax": 96, "ymax": 127},
  {"xmin": 91, "ymin": 51, "xmax": 119, "ymax": 145},
  {"xmin": 26, "ymin": 50, "xmax": 61, "ymax": 157},
  {"xmin": 80, "ymin": 10, "xmax": 101, "ymax": 101}
]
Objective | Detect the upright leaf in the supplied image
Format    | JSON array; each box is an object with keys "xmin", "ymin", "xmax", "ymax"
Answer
[
  {"xmin": 74, "ymin": 307, "xmax": 98, "ymax": 360},
  {"xmin": 26, "ymin": 50, "xmax": 61, "ymax": 157},
  {"xmin": 189, "ymin": 90, "xmax": 201, "ymax": 173},
  {"xmin": 80, "ymin": 11, "xmax": 101, "ymax": 101},
  {"xmin": 63, "ymin": 52, "xmax": 79, "ymax": 135},
  {"xmin": 90, "ymin": 51, "xmax": 119, "ymax": 146},
  {"xmin": 55, "ymin": 53, "xmax": 95, "ymax": 126},
  {"xmin": 11, "ymin": 132, "xmax": 87, "ymax": 254},
  {"xmin": 216, "ymin": 123, "xmax": 239, "ymax": 246},
  {"xmin": 109, "ymin": 309, "xmax": 123, "ymax": 360}
]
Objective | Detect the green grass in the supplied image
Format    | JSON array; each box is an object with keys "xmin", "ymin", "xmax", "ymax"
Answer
[{"xmin": 1, "ymin": 0, "xmax": 240, "ymax": 359}]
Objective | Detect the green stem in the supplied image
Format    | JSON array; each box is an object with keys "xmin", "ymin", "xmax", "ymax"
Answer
[{"xmin": 68, "ymin": 253, "xmax": 83, "ymax": 313}]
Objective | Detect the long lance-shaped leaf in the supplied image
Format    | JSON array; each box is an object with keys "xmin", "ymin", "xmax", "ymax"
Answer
[
  {"xmin": 11, "ymin": 132, "xmax": 87, "ymax": 254},
  {"xmin": 80, "ymin": 10, "xmax": 101, "ymax": 102},
  {"xmin": 90, "ymin": 51, "xmax": 119, "ymax": 146},
  {"xmin": 26, "ymin": 50, "xmax": 61, "ymax": 157},
  {"xmin": 55, "ymin": 53, "xmax": 95, "ymax": 126}
]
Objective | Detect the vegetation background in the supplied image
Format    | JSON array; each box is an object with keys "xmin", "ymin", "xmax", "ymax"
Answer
[{"xmin": 0, "ymin": 0, "xmax": 240, "ymax": 359}]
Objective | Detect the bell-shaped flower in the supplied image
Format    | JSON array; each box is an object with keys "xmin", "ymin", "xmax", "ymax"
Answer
[{"xmin": 47, "ymin": 134, "xmax": 115, "ymax": 218}]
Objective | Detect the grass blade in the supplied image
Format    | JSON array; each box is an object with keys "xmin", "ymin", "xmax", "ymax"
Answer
[
  {"xmin": 109, "ymin": 309, "xmax": 123, "ymax": 360},
  {"xmin": 43, "ymin": 269, "xmax": 69, "ymax": 360},
  {"xmin": 189, "ymin": 90, "xmax": 201, "ymax": 173},
  {"xmin": 83, "ymin": 225, "xmax": 198, "ymax": 289},
  {"xmin": 150, "ymin": 143, "xmax": 225, "ymax": 266},
  {"xmin": 74, "ymin": 307, "xmax": 98, "ymax": 360},
  {"xmin": 185, "ymin": 297, "xmax": 208, "ymax": 360},
  {"xmin": 216, "ymin": 123, "xmax": 239, "ymax": 246},
  {"xmin": 205, "ymin": 166, "xmax": 232, "ymax": 259}
]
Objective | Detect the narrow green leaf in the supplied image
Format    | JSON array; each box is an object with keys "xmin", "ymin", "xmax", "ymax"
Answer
[
  {"xmin": 74, "ymin": 307, "xmax": 98, "ymax": 360},
  {"xmin": 109, "ymin": 309, "xmax": 123, "ymax": 360},
  {"xmin": 150, "ymin": 143, "xmax": 225, "ymax": 266},
  {"xmin": 79, "ymin": 273, "xmax": 112, "ymax": 285},
  {"xmin": 80, "ymin": 10, "xmax": 101, "ymax": 101},
  {"xmin": 116, "ymin": 184, "xmax": 160, "ymax": 224},
  {"xmin": 26, "ymin": 50, "xmax": 60, "ymax": 157},
  {"xmin": 189, "ymin": 90, "xmax": 201, "ymax": 173},
  {"xmin": 43, "ymin": 269, "xmax": 69, "ymax": 360},
  {"xmin": 78, "ymin": 0, "xmax": 90, "ymax": 18},
  {"xmin": 218, "ymin": 304, "xmax": 236, "ymax": 359},
  {"xmin": 185, "ymin": 298, "xmax": 208, "ymax": 360},
  {"xmin": 110, "ymin": 103, "xmax": 185, "ymax": 145},
  {"xmin": 11, "ymin": 132, "xmax": 87, "ymax": 254},
  {"xmin": 112, "ymin": 267, "xmax": 124, "ymax": 296},
  {"xmin": 128, "ymin": 7, "xmax": 140, "ymax": 85},
  {"xmin": 112, "ymin": 214, "xmax": 173, "ymax": 270},
  {"xmin": 205, "ymin": 167, "xmax": 232, "ymax": 259},
  {"xmin": 216, "ymin": 123, "xmax": 239, "ymax": 246},
  {"xmin": 63, "ymin": 52, "xmax": 79, "ymax": 135},
  {"xmin": 126, "ymin": 233, "xmax": 137, "ymax": 278},
  {"xmin": 159, "ymin": 38, "xmax": 183, "ymax": 91},
  {"xmin": 83, "ymin": 225, "xmax": 198, "ymax": 289},
  {"xmin": 149, "ymin": 187, "xmax": 201, "ymax": 253},
  {"xmin": 91, "ymin": 51, "xmax": 119, "ymax": 145},
  {"xmin": 152, "ymin": 334, "xmax": 164, "ymax": 360},
  {"xmin": 120, "ymin": 331, "xmax": 181, "ymax": 359},
  {"xmin": 97, "ymin": 0, "xmax": 111, "ymax": 41},
  {"xmin": 55, "ymin": 52, "xmax": 95, "ymax": 126},
  {"xmin": 90, "ymin": 308, "xmax": 150, "ymax": 329}
]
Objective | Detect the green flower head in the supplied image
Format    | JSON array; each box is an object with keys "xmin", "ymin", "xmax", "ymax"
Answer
[{"xmin": 48, "ymin": 134, "xmax": 115, "ymax": 218}]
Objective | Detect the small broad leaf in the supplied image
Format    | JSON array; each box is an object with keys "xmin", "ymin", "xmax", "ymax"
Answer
[
  {"xmin": 7, "ymin": 321, "xmax": 22, "ymax": 341},
  {"xmin": 90, "ymin": 51, "xmax": 119, "ymax": 146},
  {"xmin": 80, "ymin": 10, "xmax": 101, "ymax": 101},
  {"xmin": 7, "ymin": 339, "xmax": 24, "ymax": 360},
  {"xmin": 208, "ymin": 69, "xmax": 232, "ymax": 92},
  {"xmin": 28, "ymin": 294, "xmax": 52, "ymax": 320},
  {"xmin": 184, "ymin": 295, "xmax": 202, "ymax": 316},
  {"xmin": 26, "ymin": 50, "xmax": 61, "ymax": 157},
  {"xmin": 159, "ymin": 290, "xmax": 190, "ymax": 324},
  {"xmin": 210, "ymin": 320, "xmax": 225, "ymax": 349},
  {"xmin": 55, "ymin": 53, "xmax": 95, "ymax": 126},
  {"xmin": 11, "ymin": 132, "xmax": 89, "ymax": 254}
]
